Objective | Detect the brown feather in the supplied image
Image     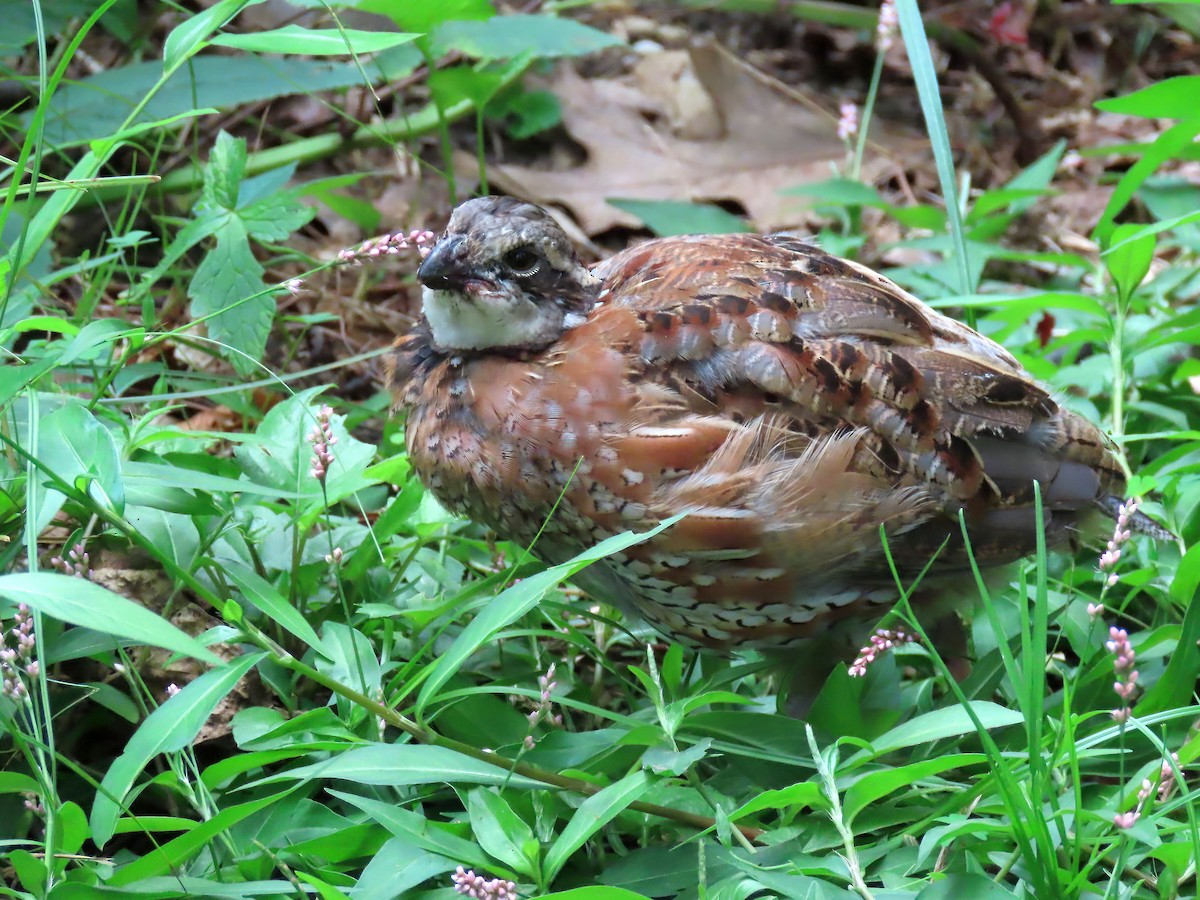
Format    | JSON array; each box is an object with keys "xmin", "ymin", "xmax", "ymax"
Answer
[{"xmin": 385, "ymin": 198, "xmax": 1171, "ymax": 654}]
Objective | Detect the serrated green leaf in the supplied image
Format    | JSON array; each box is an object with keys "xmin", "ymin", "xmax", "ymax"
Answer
[
  {"xmin": 188, "ymin": 219, "xmax": 274, "ymax": 375},
  {"xmin": 202, "ymin": 131, "xmax": 247, "ymax": 212},
  {"xmin": 238, "ymin": 191, "xmax": 315, "ymax": 241}
]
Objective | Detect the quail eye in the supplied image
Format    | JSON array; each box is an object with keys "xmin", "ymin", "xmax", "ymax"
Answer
[{"xmin": 502, "ymin": 247, "xmax": 541, "ymax": 277}]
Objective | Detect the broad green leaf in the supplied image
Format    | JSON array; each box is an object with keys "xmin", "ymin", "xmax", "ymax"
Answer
[
  {"xmin": 55, "ymin": 319, "xmax": 130, "ymax": 365},
  {"xmin": 967, "ymin": 188, "xmax": 1054, "ymax": 222},
  {"xmin": 0, "ymin": 772, "xmax": 40, "ymax": 795},
  {"xmin": 106, "ymin": 787, "xmax": 296, "ymax": 886},
  {"xmin": 843, "ymin": 753, "xmax": 986, "ymax": 821},
  {"xmin": 57, "ymin": 801, "xmax": 90, "ymax": 857},
  {"xmin": 1103, "ymin": 208, "xmax": 1200, "ymax": 253},
  {"xmin": 35, "ymin": 52, "xmax": 421, "ymax": 146},
  {"xmin": 544, "ymin": 771, "xmax": 651, "ymax": 882},
  {"xmin": 728, "ymin": 783, "xmax": 825, "ymax": 822},
  {"xmin": 782, "ymin": 178, "xmax": 882, "ymax": 205},
  {"xmin": 164, "ymin": 0, "xmax": 256, "ymax": 70},
  {"xmin": 8, "ymin": 850, "xmax": 46, "ymax": 896},
  {"xmin": 211, "ymin": 25, "xmax": 419, "ymax": 55},
  {"xmin": 642, "ymin": 739, "xmax": 711, "ymax": 776},
  {"xmin": 90, "ymin": 652, "xmax": 265, "ymax": 846},
  {"xmin": 1137, "ymin": 544, "xmax": 1200, "ymax": 714},
  {"xmin": 0, "ymin": 0, "xmax": 100, "ymax": 53},
  {"xmin": 31, "ymin": 402, "xmax": 125, "ymax": 534},
  {"xmin": 541, "ymin": 891, "xmax": 653, "ymax": 900},
  {"xmin": 296, "ymin": 870, "xmax": 354, "ymax": 900},
  {"xmin": 429, "ymin": 66, "xmax": 506, "ymax": 109},
  {"xmin": 468, "ymin": 788, "xmax": 539, "ymax": 878},
  {"xmin": 607, "ymin": 199, "xmax": 752, "ymax": 237},
  {"xmin": 60, "ymin": 876, "xmax": 301, "ymax": 897},
  {"xmin": 416, "ymin": 515, "xmax": 683, "ymax": 715},
  {"xmin": 123, "ymin": 459, "xmax": 302, "ymax": 499},
  {"xmin": 234, "ymin": 389, "xmax": 375, "ymax": 500},
  {"xmin": 362, "ymin": 0, "xmax": 494, "ymax": 33},
  {"xmin": 125, "ymin": 506, "xmax": 201, "ymax": 571},
  {"xmin": 112, "ymin": 816, "xmax": 197, "ymax": 835},
  {"xmin": 433, "ymin": 14, "xmax": 622, "ymax": 59},
  {"xmin": 1095, "ymin": 76, "xmax": 1200, "ymax": 119},
  {"xmin": 848, "ymin": 702, "xmax": 1023, "ymax": 762},
  {"xmin": 1093, "ymin": 116, "xmax": 1200, "ymax": 243},
  {"xmin": 1104, "ymin": 222, "xmax": 1155, "ymax": 305},
  {"xmin": 222, "ymin": 560, "xmax": 324, "ymax": 651},
  {"xmin": 355, "ymin": 837, "xmax": 460, "ymax": 898},
  {"xmin": 783, "ymin": 177, "xmax": 946, "ymax": 230},
  {"xmin": 496, "ymin": 88, "xmax": 561, "ymax": 139},
  {"xmin": 916, "ymin": 874, "xmax": 1019, "ymax": 898},
  {"xmin": 315, "ymin": 623, "xmax": 382, "ymax": 698},
  {"xmin": 332, "ymin": 790, "xmax": 520, "ymax": 879},
  {"xmin": 0, "ymin": 574, "xmax": 221, "ymax": 665},
  {"xmin": 252, "ymin": 744, "xmax": 545, "ymax": 790}
]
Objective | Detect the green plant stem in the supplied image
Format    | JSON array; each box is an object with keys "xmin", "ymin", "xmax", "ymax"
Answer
[
  {"xmin": 851, "ymin": 52, "xmax": 885, "ymax": 184},
  {"xmin": 1109, "ymin": 301, "xmax": 1127, "ymax": 452},
  {"xmin": 807, "ymin": 725, "xmax": 875, "ymax": 900}
]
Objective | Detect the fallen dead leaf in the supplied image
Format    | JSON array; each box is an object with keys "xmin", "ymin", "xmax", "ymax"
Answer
[{"xmin": 488, "ymin": 41, "xmax": 923, "ymax": 236}]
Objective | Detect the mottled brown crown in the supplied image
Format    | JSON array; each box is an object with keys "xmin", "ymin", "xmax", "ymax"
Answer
[{"xmin": 423, "ymin": 196, "xmax": 597, "ymax": 316}]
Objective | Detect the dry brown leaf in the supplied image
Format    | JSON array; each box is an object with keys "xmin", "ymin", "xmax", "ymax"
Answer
[{"xmin": 489, "ymin": 42, "xmax": 922, "ymax": 236}]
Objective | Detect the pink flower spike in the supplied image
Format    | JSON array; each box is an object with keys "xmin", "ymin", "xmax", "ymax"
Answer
[
  {"xmin": 876, "ymin": 0, "xmax": 898, "ymax": 53},
  {"xmin": 1113, "ymin": 810, "xmax": 1139, "ymax": 829}
]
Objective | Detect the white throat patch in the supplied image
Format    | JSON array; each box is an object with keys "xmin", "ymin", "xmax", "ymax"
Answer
[{"xmin": 422, "ymin": 287, "xmax": 572, "ymax": 351}]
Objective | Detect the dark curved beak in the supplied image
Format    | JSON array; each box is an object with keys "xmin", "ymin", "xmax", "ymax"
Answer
[{"xmin": 417, "ymin": 234, "xmax": 467, "ymax": 290}]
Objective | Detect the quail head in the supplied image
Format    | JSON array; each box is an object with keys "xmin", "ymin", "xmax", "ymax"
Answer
[{"xmin": 385, "ymin": 196, "xmax": 1170, "ymax": 677}]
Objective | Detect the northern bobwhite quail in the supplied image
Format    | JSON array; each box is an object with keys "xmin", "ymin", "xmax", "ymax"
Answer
[{"xmin": 385, "ymin": 196, "xmax": 1170, "ymax": 660}]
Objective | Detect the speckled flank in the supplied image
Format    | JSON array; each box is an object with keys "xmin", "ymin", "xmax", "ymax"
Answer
[{"xmin": 385, "ymin": 206, "xmax": 1140, "ymax": 652}]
